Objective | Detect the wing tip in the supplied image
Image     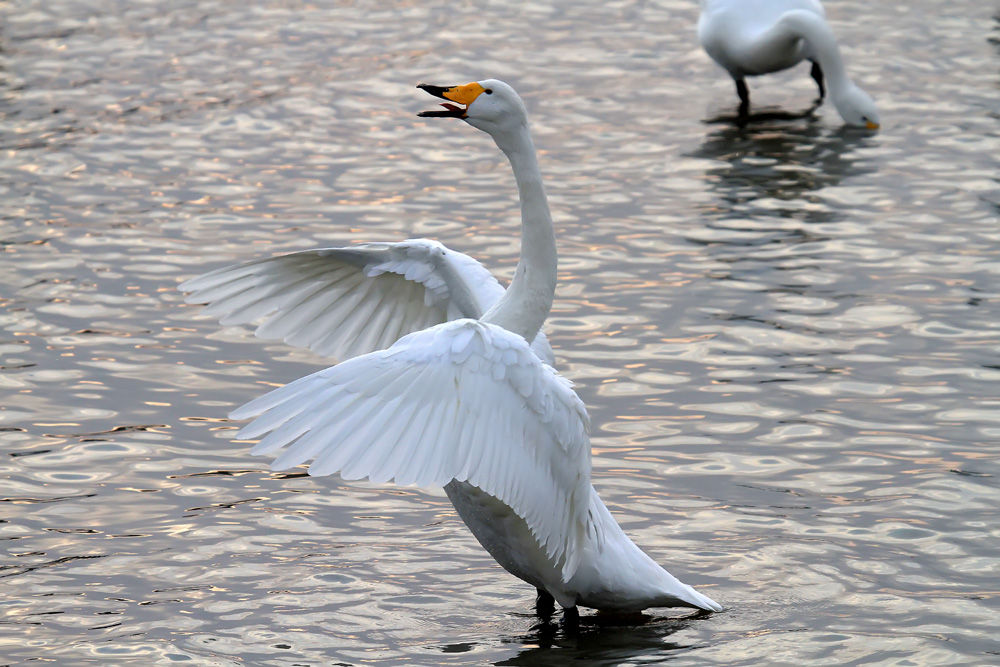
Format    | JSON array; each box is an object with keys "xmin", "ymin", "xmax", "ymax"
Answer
[{"xmin": 228, "ymin": 406, "xmax": 256, "ymax": 423}]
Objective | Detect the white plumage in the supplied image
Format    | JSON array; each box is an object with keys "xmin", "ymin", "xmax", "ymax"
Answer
[
  {"xmin": 232, "ymin": 319, "xmax": 590, "ymax": 580},
  {"xmin": 180, "ymin": 79, "xmax": 721, "ymax": 615}
]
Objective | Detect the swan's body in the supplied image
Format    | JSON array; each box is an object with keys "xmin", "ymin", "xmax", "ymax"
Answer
[
  {"xmin": 180, "ymin": 79, "xmax": 720, "ymax": 615},
  {"xmin": 447, "ymin": 482, "xmax": 719, "ymax": 610},
  {"xmin": 698, "ymin": 0, "xmax": 879, "ymax": 128}
]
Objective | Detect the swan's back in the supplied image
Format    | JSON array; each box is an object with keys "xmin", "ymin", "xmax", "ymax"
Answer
[
  {"xmin": 699, "ymin": 0, "xmax": 827, "ymax": 77},
  {"xmin": 700, "ymin": 0, "xmax": 825, "ymax": 41},
  {"xmin": 700, "ymin": 0, "xmax": 824, "ymax": 22}
]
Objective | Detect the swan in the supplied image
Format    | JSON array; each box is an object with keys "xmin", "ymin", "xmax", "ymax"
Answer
[
  {"xmin": 180, "ymin": 79, "xmax": 721, "ymax": 618},
  {"xmin": 697, "ymin": 0, "xmax": 880, "ymax": 128}
]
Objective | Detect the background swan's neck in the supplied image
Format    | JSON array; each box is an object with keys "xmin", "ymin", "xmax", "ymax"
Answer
[
  {"xmin": 481, "ymin": 124, "xmax": 557, "ymax": 343},
  {"xmin": 777, "ymin": 10, "xmax": 850, "ymax": 94}
]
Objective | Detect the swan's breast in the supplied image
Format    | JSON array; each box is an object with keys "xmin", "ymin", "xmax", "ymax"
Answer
[{"xmin": 443, "ymin": 480, "xmax": 576, "ymax": 606}]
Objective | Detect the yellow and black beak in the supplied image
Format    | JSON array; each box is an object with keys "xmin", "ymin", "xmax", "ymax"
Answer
[{"xmin": 417, "ymin": 82, "xmax": 488, "ymax": 119}]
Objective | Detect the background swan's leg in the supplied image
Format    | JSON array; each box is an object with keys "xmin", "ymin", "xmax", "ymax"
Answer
[
  {"xmin": 535, "ymin": 589, "xmax": 555, "ymax": 616},
  {"xmin": 735, "ymin": 78, "xmax": 750, "ymax": 122},
  {"xmin": 810, "ymin": 61, "xmax": 826, "ymax": 99}
]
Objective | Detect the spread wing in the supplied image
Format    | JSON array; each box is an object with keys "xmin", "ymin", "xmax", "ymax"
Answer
[
  {"xmin": 179, "ymin": 239, "xmax": 554, "ymax": 364},
  {"xmin": 230, "ymin": 319, "xmax": 590, "ymax": 580}
]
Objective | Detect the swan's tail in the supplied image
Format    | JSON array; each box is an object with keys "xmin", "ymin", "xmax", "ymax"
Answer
[
  {"xmin": 646, "ymin": 568, "xmax": 723, "ymax": 612},
  {"xmin": 675, "ymin": 583, "xmax": 723, "ymax": 612}
]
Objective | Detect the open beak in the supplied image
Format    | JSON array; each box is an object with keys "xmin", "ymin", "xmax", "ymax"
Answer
[{"xmin": 417, "ymin": 82, "xmax": 487, "ymax": 119}]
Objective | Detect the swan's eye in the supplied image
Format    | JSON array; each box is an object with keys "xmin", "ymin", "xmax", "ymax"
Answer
[
  {"xmin": 484, "ymin": 88, "xmax": 493, "ymax": 95},
  {"xmin": 862, "ymin": 116, "xmax": 869, "ymax": 122}
]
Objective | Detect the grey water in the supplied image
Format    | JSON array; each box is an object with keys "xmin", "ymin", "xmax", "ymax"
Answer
[{"xmin": 1, "ymin": 0, "xmax": 999, "ymax": 664}]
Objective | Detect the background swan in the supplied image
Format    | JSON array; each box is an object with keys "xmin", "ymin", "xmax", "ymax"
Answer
[
  {"xmin": 698, "ymin": 0, "xmax": 880, "ymax": 128},
  {"xmin": 181, "ymin": 79, "xmax": 721, "ymax": 617}
]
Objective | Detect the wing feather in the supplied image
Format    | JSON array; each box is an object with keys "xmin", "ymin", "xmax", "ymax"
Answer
[
  {"xmin": 231, "ymin": 376, "xmax": 321, "ymax": 429},
  {"xmin": 184, "ymin": 274, "xmax": 260, "ymax": 307},
  {"xmin": 287, "ymin": 398, "xmax": 368, "ymax": 476},
  {"xmin": 261, "ymin": 272, "xmax": 364, "ymax": 344},
  {"xmin": 250, "ymin": 387, "xmax": 346, "ymax": 457},
  {"xmin": 338, "ymin": 395, "xmax": 407, "ymax": 482},
  {"xmin": 180, "ymin": 240, "xmax": 555, "ymax": 362},
  {"xmin": 366, "ymin": 397, "xmax": 427, "ymax": 484},
  {"xmin": 230, "ymin": 319, "xmax": 591, "ymax": 580},
  {"xmin": 332, "ymin": 280, "xmax": 398, "ymax": 360},
  {"xmin": 182, "ymin": 242, "xmax": 482, "ymax": 359},
  {"xmin": 215, "ymin": 266, "xmax": 335, "ymax": 326}
]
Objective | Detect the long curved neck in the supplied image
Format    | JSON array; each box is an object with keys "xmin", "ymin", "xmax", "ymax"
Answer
[
  {"xmin": 776, "ymin": 9, "xmax": 850, "ymax": 94},
  {"xmin": 480, "ymin": 123, "xmax": 557, "ymax": 343}
]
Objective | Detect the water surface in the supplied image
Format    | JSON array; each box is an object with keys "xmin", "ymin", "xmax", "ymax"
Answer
[{"xmin": 2, "ymin": 0, "xmax": 999, "ymax": 664}]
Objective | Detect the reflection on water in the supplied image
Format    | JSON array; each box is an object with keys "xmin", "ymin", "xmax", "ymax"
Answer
[
  {"xmin": 694, "ymin": 122, "xmax": 877, "ymax": 221},
  {"xmin": 2, "ymin": 0, "xmax": 1000, "ymax": 664},
  {"xmin": 493, "ymin": 613, "xmax": 702, "ymax": 666}
]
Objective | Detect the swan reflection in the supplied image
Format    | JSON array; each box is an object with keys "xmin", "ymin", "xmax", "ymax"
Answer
[
  {"xmin": 695, "ymin": 123, "xmax": 877, "ymax": 220},
  {"xmin": 432, "ymin": 610, "xmax": 710, "ymax": 666}
]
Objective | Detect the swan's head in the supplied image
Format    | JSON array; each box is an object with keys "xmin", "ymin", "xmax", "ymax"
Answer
[
  {"xmin": 832, "ymin": 84, "xmax": 880, "ymax": 130},
  {"xmin": 417, "ymin": 79, "xmax": 528, "ymax": 136}
]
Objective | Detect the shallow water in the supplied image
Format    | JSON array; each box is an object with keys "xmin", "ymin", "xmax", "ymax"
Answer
[{"xmin": 2, "ymin": 0, "xmax": 999, "ymax": 664}]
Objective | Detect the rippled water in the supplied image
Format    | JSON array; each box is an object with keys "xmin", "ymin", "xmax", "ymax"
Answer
[{"xmin": 2, "ymin": 0, "xmax": 999, "ymax": 664}]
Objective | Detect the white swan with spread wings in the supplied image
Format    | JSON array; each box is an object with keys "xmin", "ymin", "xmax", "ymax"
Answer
[{"xmin": 181, "ymin": 79, "xmax": 721, "ymax": 616}]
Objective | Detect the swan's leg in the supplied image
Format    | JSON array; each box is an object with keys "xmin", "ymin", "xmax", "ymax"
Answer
[
  {"xmin": 810, "ymin": 61, "xmax": 826, "ymax": 99},
  {"xmin": 535, "ymin": 589, "xmax": 555, "ymax": 616},
  {"xmin": 735, "ymin": 78, "xmax": 750, "ymax": 121}
]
